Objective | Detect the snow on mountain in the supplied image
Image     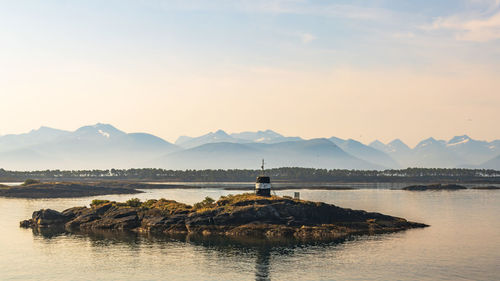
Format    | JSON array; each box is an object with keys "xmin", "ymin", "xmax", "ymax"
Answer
[
  {"xmin": 444, "ymin": 135, "xmax": 494, "ymax": 165},
  {"xmin": 410, "ymin": 137, "xmax": 466, "ymax": 167},
  {"xmin": 446, "ymin": 135, "xmax": 471, "ymax": 147},
  {"xmin": 1, "ymin": 125, "xmax": 499, "ymax": 170},
  {"xmin": 0, "ymin": 124, "xmax": 179, "ymax": 170}
]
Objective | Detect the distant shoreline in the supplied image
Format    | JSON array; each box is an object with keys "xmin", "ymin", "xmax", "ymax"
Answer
[
  {"xmin": 2, "ymin": 167, "xmax": 500, "ymax": 184},
  {"xmin": 1, "ymin": 181, "xmax": 499, "ymax": 199}
]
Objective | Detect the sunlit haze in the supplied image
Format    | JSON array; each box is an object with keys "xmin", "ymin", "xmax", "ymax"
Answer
[{"xmin": 1, "ymin": 0, "xmax": 500, "ymax": 146}]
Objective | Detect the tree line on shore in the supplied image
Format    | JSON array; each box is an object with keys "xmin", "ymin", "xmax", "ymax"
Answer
[{"xmin": 1, "ymin": 167, "xmax": 500, "ymax": 183}]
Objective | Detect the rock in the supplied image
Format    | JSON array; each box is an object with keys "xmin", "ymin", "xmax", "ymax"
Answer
[
  {"xmin": 77, "ymin": 208, "xmax": 140, "ymax": 230},
  {"xmin": 20, "ymin": 219, "xmax": 33, "ymax": 228},
  {"xmin": 65, "ymin": 209, "xmax": 99, "ymax": 229},
  {"xmin": 470, "ymin": 186, "xmax": 500, "ymax": 190},
  {"xmin": 403, "ymin": 184, "xmax": 467, "ymax": 191},
  {"xmin": 32, "ymin": 209, "xmax": 71, "ymax": 227},
  {"xmin": 0, "ymin": 182, "xmax": 143, "ymax": 198},
  {"xmin": 61, "ymin": 207, "xmax": 87, "ymax": 219},
  {"xmin": 93, "ymin": 203, "xmax": 113, "ymax": 215}
]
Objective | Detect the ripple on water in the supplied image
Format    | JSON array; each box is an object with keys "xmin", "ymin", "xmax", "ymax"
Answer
[{"xmin": 1, "ymin": 188, "xmax": 499, "ymax": 280}]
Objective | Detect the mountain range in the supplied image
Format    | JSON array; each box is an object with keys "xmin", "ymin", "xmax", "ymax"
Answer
[{"xmin": 0, "ymin": 124, "xmax": 499, "ymax": 170}]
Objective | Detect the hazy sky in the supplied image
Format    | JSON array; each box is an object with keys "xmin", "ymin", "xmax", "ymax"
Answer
[{"xmin": 1, "ymin": 0, "xmax": 500, "ymax": 146}]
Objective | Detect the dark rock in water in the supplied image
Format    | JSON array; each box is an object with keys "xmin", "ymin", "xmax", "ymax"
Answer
[
  {"xmin": 470, "ymin": 186, "xmax": 500, "ymax": 190},
  {"xmin": 32, "ymin": 209, "xmax": 71, "ymax": 227},
  {"xmin": 0, "ymin": 182, "xmax": 142, "ymax": 198},
  {"xmin": 403, "ymin": 184, "xmax": 467, "ymax": 191},
  {"xmin": 93, "ymin": 203, "xmax": 113, "ymax": 216},
  {"xmin": 20, "ymin": 194, "xmax": 428, "ymax": 241},
  {"xmin": 61, "ymin": 206, "xmax": 88, "ymax": 219},
  {"xmin": 65, "ymin": 211, "xmax": 99, "ymax": 229},
  {"xmin": 20, "ymin": 219, "xmax": 33, "ymax": 228}
]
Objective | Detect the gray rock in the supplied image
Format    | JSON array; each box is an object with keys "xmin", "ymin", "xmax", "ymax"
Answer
[{"xmin": 32, "ymin": 209, "xmax": 70, "ymax": 227}]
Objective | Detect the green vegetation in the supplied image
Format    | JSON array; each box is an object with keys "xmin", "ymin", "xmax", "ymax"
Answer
[
  {"xmin": 89, "ymin": 197, "xmax": 192, "ymax": 214},
  {"xmin": 218, "ymin": 193, "xmax": 284, "ymax": 206},
  {"xmin": 90, "ymin": 199, "xmax": 111, "ymax": 207},
  {"xmin": 193, "ymin": 196, "xmax": 216, "ymax": 211},
  {"xmin": 147, "ymin": 199, "xmax": 192, "ymax": 214},
  {"xmin": 125, "ymin": 198, "xmax": 142, "ymax": 207},
  {"xmin": 1, "ymin": 168, "xmax": 499, "ymax": 183},
  {"xmin": 22, "ymin": 179, "xmax": 40, "ymax": 186}
]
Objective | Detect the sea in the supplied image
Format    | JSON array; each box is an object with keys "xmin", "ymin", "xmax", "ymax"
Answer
[{"xmin": 0, "ymin": 183, "xmax": 499, "ymax": 280}]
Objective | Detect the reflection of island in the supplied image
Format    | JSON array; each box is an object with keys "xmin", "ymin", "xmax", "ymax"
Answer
[
  {"xmin": 21, "ymin": 193, "xmax": 427, "ymax": 242},
  {"xmin": 28, "ymin": 227, "xmax": 349, "ymax": 281}
]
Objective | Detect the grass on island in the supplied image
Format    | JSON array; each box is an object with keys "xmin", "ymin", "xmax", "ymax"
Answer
[
  {"xmin": 90, "ymin": 198, "xmax": 193, "ymax": 215},
  {"xmin": 89, "ymin": 193, "xmax": 302, "ymax": 215},
  {"xmin": 21, "ymin": 179, "xmax": 41, "ymax": 186}
]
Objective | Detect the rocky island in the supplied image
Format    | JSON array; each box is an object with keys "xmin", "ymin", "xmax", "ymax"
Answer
[
  {"xmin": 20, "ymin": 194, "xmax": 428, "ymax": 241},
  {"xmin": 0, "ymin": 180, "xmax": 142, "ymax": 198},
  {"xmin": 402, "ymin": 184, "xmax": 467, "ymax": 191},
  {"xmin": 470, "ymin": 186, "xmax": 500, "ymax": 190}
]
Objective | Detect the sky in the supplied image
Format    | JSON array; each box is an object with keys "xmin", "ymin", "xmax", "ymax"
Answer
[{"xmin": 1, "ymin": 0, "xmax": 500, "ymax": 147}]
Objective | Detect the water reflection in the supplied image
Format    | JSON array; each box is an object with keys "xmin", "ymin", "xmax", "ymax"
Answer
[
  {"xmin": 29, "ymin": 227, "xmax": 349, "ymax": 280},
  {"xmin": 5, "ymin": 189, "xmax": 499, "ymax": 280},
  {"xmin": 255, "ymin": 248, "xmax": 270, "ymax": 281}
]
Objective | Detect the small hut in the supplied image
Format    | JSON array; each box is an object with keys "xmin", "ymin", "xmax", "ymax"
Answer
[{"xmin": 255, "ymin": 159, "xmax": 271, "ymax": 197}]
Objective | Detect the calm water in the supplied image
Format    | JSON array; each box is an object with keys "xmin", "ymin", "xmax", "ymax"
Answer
[{"xmin": 1, "ymin": 188, "xmax": 499, "ymax": 280}]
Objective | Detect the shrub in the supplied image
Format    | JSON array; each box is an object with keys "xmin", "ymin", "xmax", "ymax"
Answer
[
  {"xmin": 142, "ymin": 199, "xmax": 158, "ymax": 208},
  {"xmin": 90, "ymin": 199, "xmax": 111, "ymax": 207},
  {"xmin": 22, "ymin": 179, "xmax": 40, "ymax": 186},
  {"xmin": 193, "ymin": 196, "xmax": 216, "ymax": 210},
  {"xmin": 126, "ymin": 198, "xmax": 142, "ymax": 207},
  {"xmin": 149, "ymin": 198, "xmax": 192, "ymax": 214}
]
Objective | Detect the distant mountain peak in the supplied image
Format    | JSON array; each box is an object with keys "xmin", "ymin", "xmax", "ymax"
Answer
[
  {"xmin": 37, "ymin": 126, "xmax": 54, "ymax": 130},
  {"xmin": 385, "ymin": 139, "xmax": 410, "ymax": 153},
  {"xmin": 388, "ymin": 139, "xmax": 410, "ymax": 148},
  {"xmin": 416, "ymin": 137, "xmax": 438, "ymax": 147},
  {"xmin": 448, "ymin": 135, "xmax": 471, "ymax": 146},
  {"xmin": 29, "ymin": 125, "xmax": 57, "ymax": 132},
  {"xmin": 213, "ymin": 129, "xmax": 229, "ymax": 136},
  {"xmin": 370, "ymin": 140, "xmax": 385, "ymax": 146},
  {"xmin": 74, "ymin": 123, "xmax": 125, "ymax": 139},
  {"xmin": 389, "ymin": 138, "xmax": 404, "ymax": 144},
  {"xmin": 229, "ymin": 130, "xmax": 299, "ymax": 144},
  {"xmin": 328, "ymin": 136, "xmax": 345, "ymax": 146},
  {"xmin": 91, "ymin": 123, "xmax": 118, "ymax": 130}
]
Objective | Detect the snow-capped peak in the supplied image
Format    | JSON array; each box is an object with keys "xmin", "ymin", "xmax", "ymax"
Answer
[
  {"xmin": 98, "ymin": 130, "xmax": 110, "ymax": 139},
  {"xmin": 447, "ymin": 135, "xmax": 471, "ymax": 146},
  {"xmin": 447, "ymin": 138, "xmax": 470, "ymax": 147}
]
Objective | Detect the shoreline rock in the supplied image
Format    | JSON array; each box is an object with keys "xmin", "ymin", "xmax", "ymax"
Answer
[
  {"xmin": 470, "ymin": 186, "xmax": 500, "ymax": 190},
  {"xmin": 20, "ymin": 194, "xmax": 428, "ymax": 242},
  {"xmin": 402, "ymin": 184, "xmax": 467, "ymax": 191},
  {"xmin": 0, "ymin": 182, "xmax": 142, "ymax": 198}
]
